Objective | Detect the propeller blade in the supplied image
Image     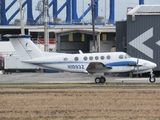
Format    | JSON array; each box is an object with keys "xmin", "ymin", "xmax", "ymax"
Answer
[{"xmin": 137, "ymin": 58, "xmax": 139, "ymax": 77}]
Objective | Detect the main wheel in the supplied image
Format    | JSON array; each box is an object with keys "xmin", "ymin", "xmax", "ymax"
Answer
[
  {"xmin": 149, "ymin": 77, "xmax": 156, "ymax": 83},
  {"xmin": 95, "ymin": 77, "xmax": 101, "ymax": 83},
  {"xmin": 100, "ymin": 77, "xmax": 106, "ymax": 83}
]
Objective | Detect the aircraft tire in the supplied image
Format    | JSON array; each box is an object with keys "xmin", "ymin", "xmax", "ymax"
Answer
[
  {"xmin": 100, "ymin": 77, "xmax": 106, "ymax": 83},
  {"xmin": 95, "ymin": 77, "xmax": 101, "ymax": 84},
  {"xmin": 149, "ymin": 77, "xmax": 156, "ymax": 83}
]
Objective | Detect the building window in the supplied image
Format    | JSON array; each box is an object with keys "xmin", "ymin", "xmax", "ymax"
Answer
[
  {"xmin": 106, "ymin": 55, "xmax": 111, "ymax": 59},
  {"xmin": 74, "ymin": 57, "xmax": 78, "ymax": 61},
  {"xmin": 89, "ymin": 56, "xmax": 93, "ymax": 60}
]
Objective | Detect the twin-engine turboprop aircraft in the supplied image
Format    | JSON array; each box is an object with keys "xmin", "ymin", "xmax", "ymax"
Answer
[{"xmin": 4, "ymin": 34, "xmax": 157, "ymax": 83}]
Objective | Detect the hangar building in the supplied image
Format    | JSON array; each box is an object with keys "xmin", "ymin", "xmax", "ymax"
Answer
[
  {"xmin": 0, "ymin": 25, "xmax": 116, "ymax": 53},
  {"xmin": 116, "ymin": 5, "xmax": 160, "ymax": 71}
]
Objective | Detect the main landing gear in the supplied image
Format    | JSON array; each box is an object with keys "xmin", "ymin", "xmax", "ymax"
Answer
[
  {"xmin": 149, "ymin": 70, "xmax": 156, "ymax": 83},
  {"xmin": 95, "ymin": 76, "xmax": 106, "ymax": 83}
]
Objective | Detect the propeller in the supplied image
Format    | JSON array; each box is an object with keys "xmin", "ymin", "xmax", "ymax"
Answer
[
  {"xmin": 136, "ymin": 58, "xmax": 139, "ymax": 77},
  {"xmin": 136, "ymin": 58, "xmax": 143, "ymax": 77}
]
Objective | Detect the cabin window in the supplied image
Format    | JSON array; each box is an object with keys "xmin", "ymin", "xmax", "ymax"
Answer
[
  {"xmin": 119, "ymin": 55, "xmax": 124, "ymax": 59},
  {"xmin": 100, "ymin": 56, "xmax": 104, "ymax": 60},
  {"xmin": 84, "ymin": 56, "xmax": 88, "ymax": 61},
  {"xmin": 95, "ymin": 56, "xmax": 99, "ymax": 60},
  {"xmin": 106, "ymin": 55, "xmax": 111, "ymax": 59},
  {"xmin": 74, "ymin": 57, "xmax": 79, "ymax": 61},
  {"xmin": 64, "ymin": 57, "xmax": 68, "ymax": 61},
  {"xmin": 89, "ymin": 56, "xmax": 93, "ymax": 60}
]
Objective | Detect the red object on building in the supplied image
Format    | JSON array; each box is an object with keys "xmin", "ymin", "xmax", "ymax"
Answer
[
  {"xmin": 0, "ymin": 56, "xmax": 4, "ymax": 67},
  {"xmin": 38, "ymin": 38, "xmax": 56, "ymax": 44}
]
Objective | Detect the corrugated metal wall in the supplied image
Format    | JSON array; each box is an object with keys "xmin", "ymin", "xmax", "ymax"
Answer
[
  {"xmin": 127, "ymin": 15, "xmax": 160, "ymax": 70},
  {"xmin": 116, "ymin": 21, "xmax": 127, "ymax": 52}
]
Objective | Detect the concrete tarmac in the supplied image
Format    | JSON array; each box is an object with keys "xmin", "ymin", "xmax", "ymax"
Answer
[{"xmin": 0, "ymin": 72, "xmax": 160, "ymax": 84}]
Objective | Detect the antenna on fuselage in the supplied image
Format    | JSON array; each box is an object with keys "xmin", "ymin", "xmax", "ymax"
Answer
[{"xmin": 79, "ymin": 50, "xmax": 83, "ymax": 54}]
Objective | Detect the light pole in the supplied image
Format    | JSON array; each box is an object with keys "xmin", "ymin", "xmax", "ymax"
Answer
[
  {"xmin": 104, "ymin": 0, "xmax": 106, "ymax": 26},
  {"xmin": 82, "ymin": 0, "xmax": 84, "ymax": 25},
  {"xmin": 43, "ymin": 0, "xmax": 49, "ymax": 52},
  {"xmin": 19, "ymin": 0, "xmax": 24, "ymax": 35},
  {"xmin": 91, "ymin": 0, "xmax": 96, "ymax": 52}
]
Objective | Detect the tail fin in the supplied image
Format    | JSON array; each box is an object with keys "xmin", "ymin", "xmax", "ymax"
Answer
[{"xmin": 4, "ymin": 34, "xmax": 43, "ymax": 60}]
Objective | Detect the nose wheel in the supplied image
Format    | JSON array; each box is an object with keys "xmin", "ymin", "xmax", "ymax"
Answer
[
  {"xmin": 95, "ymin": 76, "xmax": 106, "ymax": 83},
  {"xmin": 149, "ymin": 77, "xmax": 156, "ymax": 83},
  {"xmin": 149, "ymin": 69, "xmax": 156, "ymax": 83}
]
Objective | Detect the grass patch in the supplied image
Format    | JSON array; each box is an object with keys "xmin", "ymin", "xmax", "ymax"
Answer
[{"xmin": 0, "ymin": 87, "xmax": 160, "ymax": 119}]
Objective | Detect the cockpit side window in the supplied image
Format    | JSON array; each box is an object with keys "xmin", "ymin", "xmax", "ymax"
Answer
[
  {"xmin": 119, "ymin": 55, "xmax": 124, "ymax": 59},
  {"xmin": 125, "ymin": 54, "xmax": 131, "ymax": 59}
]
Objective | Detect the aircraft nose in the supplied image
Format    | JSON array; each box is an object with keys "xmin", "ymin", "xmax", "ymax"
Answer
[
  {"xmin": 139, "ymin": 59, "xmax": 157, "ymax": 69},
  {"xmin": 151, "ymin": 62, "xmax": 157, "ymax": 68},
  {"xmin": 148, "ymin": 61, "xmax": 157, "ymax": 69}
]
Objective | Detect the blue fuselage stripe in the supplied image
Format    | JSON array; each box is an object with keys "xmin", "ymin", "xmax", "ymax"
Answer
[
  {"xmin": 33, "ymin": 61, "xmax": 88, "ymax": 65},
  {"xmin": 106, "ymin": 61, "xmax": 136, "ymax": 67}
]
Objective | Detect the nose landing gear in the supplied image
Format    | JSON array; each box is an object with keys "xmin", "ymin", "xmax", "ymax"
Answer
[
  {"xmin": 95, "ymin": 76, "xmax": 106, "ymax": 83},
  {"xmin": 149, "ymin": 70, "xmax": 156, "ymax": 83}
]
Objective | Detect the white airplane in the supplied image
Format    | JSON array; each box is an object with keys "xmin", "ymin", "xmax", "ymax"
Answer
[{"xmin": 4, "ymin": 34, "xmax": 157, "ymax": 83}]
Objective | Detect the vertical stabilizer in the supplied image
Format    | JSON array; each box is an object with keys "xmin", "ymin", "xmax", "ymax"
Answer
[{"xmin": 4, "ymin": 34, "xmax": 43, "ymax": 60}]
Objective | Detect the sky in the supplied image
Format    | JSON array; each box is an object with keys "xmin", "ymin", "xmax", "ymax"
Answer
[{"xmin": 5, "ymin": 0, "xmax": 160, "ymax": 24}]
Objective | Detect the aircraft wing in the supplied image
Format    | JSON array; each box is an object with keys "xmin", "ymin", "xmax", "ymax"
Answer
[{"xmin": 86, "ymin": 62, "xmax": 112, "ymax": 71}]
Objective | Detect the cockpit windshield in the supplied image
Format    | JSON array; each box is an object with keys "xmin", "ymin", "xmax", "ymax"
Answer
[{"xmin": 125, "ymin": 54, "xmax": 131, "ymax": 59}]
